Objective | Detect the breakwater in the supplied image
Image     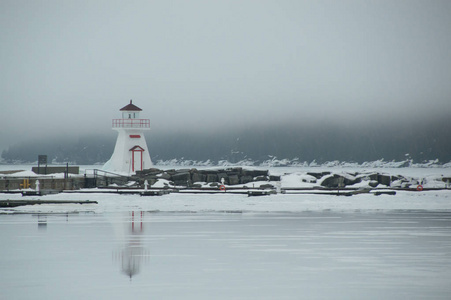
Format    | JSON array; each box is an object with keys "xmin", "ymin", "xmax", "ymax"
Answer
[
  {"xmin": 134, "ymin": 167, "xmax": 281, "ymax": 187},
  {"xmin": 1, "ymin": 167, "xmax": 450, "ymax": 194}
]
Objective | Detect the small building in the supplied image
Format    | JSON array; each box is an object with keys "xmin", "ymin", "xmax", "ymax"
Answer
[{"xmin": 102, "ymin": 100, "xmax": 153, "ymax": 174}]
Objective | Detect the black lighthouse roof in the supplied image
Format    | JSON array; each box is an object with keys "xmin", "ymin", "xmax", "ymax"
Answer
[{"xmin": 120, "ymin": 100, "xmax": 142, "ymax": 111}]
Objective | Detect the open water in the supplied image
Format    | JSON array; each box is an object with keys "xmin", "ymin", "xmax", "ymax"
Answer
[{"xmin": 1, "ymin": 210, "xmax": 451, "ymax": 299}]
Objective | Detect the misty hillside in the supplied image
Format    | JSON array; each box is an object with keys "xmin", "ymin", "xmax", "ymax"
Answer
[{"xmin": 2, "ymin": 118, "xmax": 450, "ymax": 165}]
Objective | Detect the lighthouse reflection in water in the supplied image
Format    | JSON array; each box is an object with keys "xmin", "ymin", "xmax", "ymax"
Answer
[
  {"xmin": 112, "ymin": 211, "xmax": 150, "ymax": 280},
  {"xmin": 2, "ymin": 210, "xmax": 451, "ymax": 299}
]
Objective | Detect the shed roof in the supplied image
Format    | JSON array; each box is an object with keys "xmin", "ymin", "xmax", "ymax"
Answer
[{"xmin": 120, "ymin": 100, "xmax": 142, "ymax": 111}]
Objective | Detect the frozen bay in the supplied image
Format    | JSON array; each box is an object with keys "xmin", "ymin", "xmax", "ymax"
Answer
[
  {"xmin": 1, "ymin": 164, "xmax": 451, "ymax": 299},
  {"xmin": 1, "ymin": 209, "xmax": 451, "ymax": 299}
]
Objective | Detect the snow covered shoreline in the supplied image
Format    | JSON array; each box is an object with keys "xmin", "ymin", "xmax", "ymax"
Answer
[
  {"xmin": 1, "ymin": 189, "xmax": 450, "ymax": 215},
  {"xmin": 1, "ymin": 164, "xmax": 451, "ymax": 215},
  {"xmin": 2, "ymin": 164, "xmax": 451, "ymax": 190}
]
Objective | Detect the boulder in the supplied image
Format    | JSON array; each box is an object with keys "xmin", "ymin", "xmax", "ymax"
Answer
[
  {"xmin": 343, "ymin": 176, "xmax": 362, "ymax": 186},
  {"xmin": 242, "ymin": 169, "xmax": 268, "ymax": 177},
  {"xmin": 369, "ymin": 174, "xmax": 378, "ymax": 181},
  {"xmin": 229, "ymin": 175, "xmax": 240, "ymax": 185},
  {"xmin": 254, "ymin": 176, "xmax": 268, "ymax": 181},
  {"xmin": 368, "ymin": 173, "xmax": 392, "ymax": 186},
  {"xmin": 321, "ymin": 175, "xmax": 341, "ymax": 188},
  {"xmin": 159, "ymin": 172, "xmax": 172, "ymax": 180},
  {"xmin": 391, "ymin": 175, "xmax": 401, "ymax": 182},
  {"xmin": 269, "ymin": 175, "xmax": 281, "ymax": 181},
  {"xmin": 321, "ymin": 174, "xmax": 357, "ymax": 188},
  {"xmin": 401, "ymin": 181, "xmax": 411, "ymax": 188},
  {"xmin": 390, "ymin": 179, "xmax": 403, "ymax": 188},
  {"xmin": 192, "ymin": 172, "xmax": 206, "ymax": 183},
  {"xmin": 241, "ymin": 176, "xmax": 253, "ymax": 184},
  {"xmin": 135, "ymin": 168, "xmax": 162, "ymax": 177},
  {"xmin": 307, "ymin": 172, "xmax": 331, "ymax": 179},
  {"xmin": 199, "ymin": 169, "xmax": 218, "ymax": 175},
  {"xmin": 165, "ymin": 169, "xmax": 177, "ymax": 175},
  {"xmin": 228, "ymin": 167, "xmax": 243, "ymax": 175},
  {"xmin": 377, "ymin": 174, "xmax": 391, "ymax": 186},
  {"xmin": 143, "ymin": 176, "xmax": 158, "ymax": 185},
  {"xmin": 172, "ymin": 172, "xmax": 191, "ymax": 185},
  {"xmin": 369, "ymin": 180, "xmax": 379, "ymax": 188},
  {"xmin": 206, "ymin": 173, "xmax": 218, "ymax": 183}
]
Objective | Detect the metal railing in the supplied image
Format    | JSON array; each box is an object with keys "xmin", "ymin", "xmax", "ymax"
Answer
[{"xmin": 112, "ymin": 119, "xmax": 150, "ymax": 128}]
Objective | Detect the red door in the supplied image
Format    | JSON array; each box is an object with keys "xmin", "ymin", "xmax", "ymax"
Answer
[{"xmin": 130, "ymin": 146, "xmax": 145, "ymax": 172}]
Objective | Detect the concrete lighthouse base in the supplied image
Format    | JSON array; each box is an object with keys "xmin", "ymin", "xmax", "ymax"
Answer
[{"xmin": 103, "ymin": 129, "xmax": 152, "ymax": 175}]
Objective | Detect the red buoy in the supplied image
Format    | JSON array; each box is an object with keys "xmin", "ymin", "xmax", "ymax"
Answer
[{"xmin": 417, "ymin": 185, "xmax": 423, "ymax": 191}]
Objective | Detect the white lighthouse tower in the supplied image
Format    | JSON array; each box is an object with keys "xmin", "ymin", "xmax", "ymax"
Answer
[{"xmin": 102, "ymin": 100, "xmax": 152, "ymax": 175}]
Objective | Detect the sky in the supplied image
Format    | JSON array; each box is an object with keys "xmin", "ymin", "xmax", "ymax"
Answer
[{"xmin": 1, "ymin": 0, "xmax": 451, "ymax": 152}]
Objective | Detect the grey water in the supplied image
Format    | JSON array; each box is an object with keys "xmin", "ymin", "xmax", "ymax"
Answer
[{"xmin": 1, "ymin": 210, "xmax": 451, "ymax": 299}]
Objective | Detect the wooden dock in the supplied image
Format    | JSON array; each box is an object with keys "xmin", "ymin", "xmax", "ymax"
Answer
[{"xmin": 0, "ymin": 200, "xmax": 98, "ymax": 208}]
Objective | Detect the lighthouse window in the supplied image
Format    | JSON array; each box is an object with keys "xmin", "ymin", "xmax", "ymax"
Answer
[{"xmin": 128, "ymin": 114, "xmax": 131, "ymax": 118}]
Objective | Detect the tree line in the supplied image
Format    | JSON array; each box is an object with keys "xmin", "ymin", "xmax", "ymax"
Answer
[{"xmin": 2, "ymin": 118, "xmax": 450, "ymax": 165}]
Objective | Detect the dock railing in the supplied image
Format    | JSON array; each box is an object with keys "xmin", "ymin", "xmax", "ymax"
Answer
[{"xmin": 84, "ymin": 169, "xmax": 132, "ymax": 188}]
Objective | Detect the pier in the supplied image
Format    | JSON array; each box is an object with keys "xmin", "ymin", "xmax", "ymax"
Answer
[{"xmin": 0, "ymin": 200, "xmax": 98, "ymax": 208}]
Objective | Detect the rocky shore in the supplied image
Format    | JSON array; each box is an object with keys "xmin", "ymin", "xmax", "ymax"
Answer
[
  {"xmin": 133, "ymin": 167, "xmax": 451, "ymax": 190},
  {"xmin": 134, "ymin": 167, "xmax": 281, "ymax": 187},
  {"xmin": 1, "ymin": 166, "xmax": 450, "ymax": 192}
]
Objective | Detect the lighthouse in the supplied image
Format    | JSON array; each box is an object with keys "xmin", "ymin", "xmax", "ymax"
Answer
[{"xmin": 102, "ymin": 100, "xmax": 152, "ymax": 174}]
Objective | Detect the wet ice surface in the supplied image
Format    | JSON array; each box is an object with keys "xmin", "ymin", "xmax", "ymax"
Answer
[{"xmin": 1, "ymin": 210, "xmax": 451, "ymax": 299}]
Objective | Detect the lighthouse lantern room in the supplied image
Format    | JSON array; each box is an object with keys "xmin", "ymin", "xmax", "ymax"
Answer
[{"xmin": 103, "ymin": 100, "xmax": 152, "ymax": 174}]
